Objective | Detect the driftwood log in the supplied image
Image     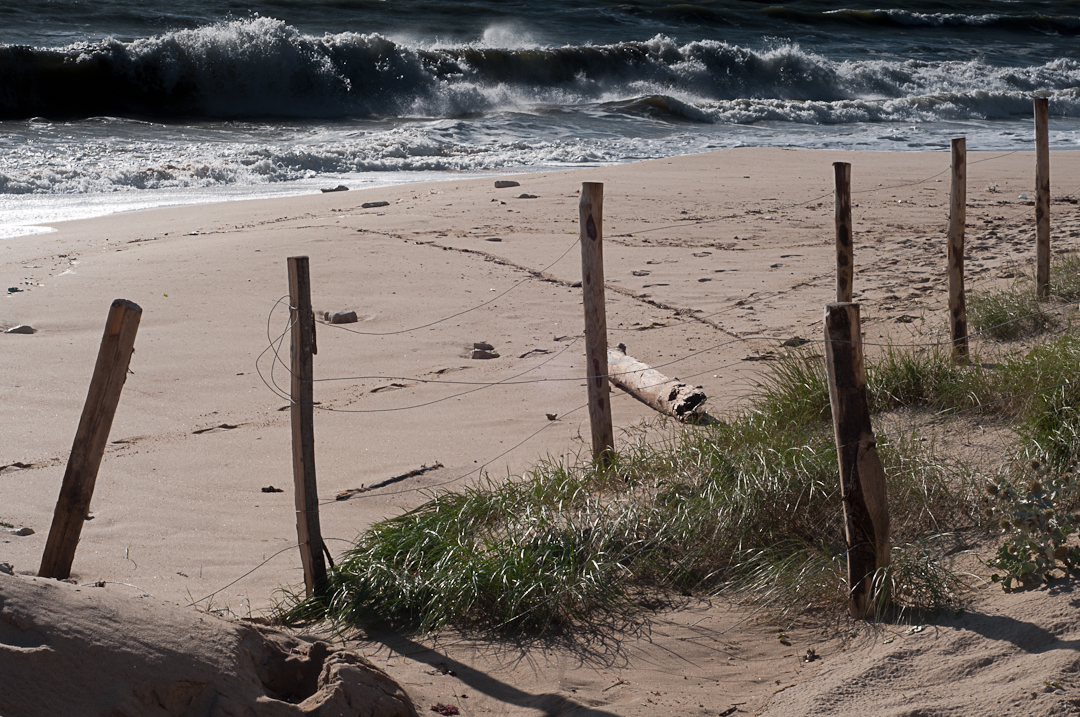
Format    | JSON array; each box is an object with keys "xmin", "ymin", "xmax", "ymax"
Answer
[{"xmin": 607, "ymin": 344, "xmax": 707, "ymax": 421}]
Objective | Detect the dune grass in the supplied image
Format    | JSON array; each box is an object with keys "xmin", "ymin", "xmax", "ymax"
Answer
[
  {"xmin": 967, "ymin": 252, "xmax": 1080, "ymax": 340},
  {"xmin": 281, "ymin": 413, "xmax": 979, "ymax": 633},
  {"xmin": 279, "ymin": 307, "xmax": 1078, "ymax": 635}
]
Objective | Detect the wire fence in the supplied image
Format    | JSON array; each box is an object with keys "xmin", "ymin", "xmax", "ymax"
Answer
[{"xmin": 186, "ymin": 145, "xmax": 1079, "ymax": 650}]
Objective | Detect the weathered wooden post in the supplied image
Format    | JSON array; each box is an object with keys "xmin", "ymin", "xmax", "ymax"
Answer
[
  {"xmin": 824, "ymin": 303, "xmax": 891, "ymax": 619},
  {"xmin": 288, "ymin": 256, "xmax": 327, "ymax": 598},
  {"xmin": 579, "ymin": 182, "xmax": 615, "ymax": 465},
  {"xmin": 1034, "ymin": 97, "xmax": 1051, "ymax": 299},
  {"xmin": 947, "ymin": 137, "xmax": 969, "ymax": 364},
  {"xmin": 39, "ymin": 299, "xmax": 142, "ymax": 579},
  {"xmin": 834, "ymin": 162, "xmax": 854, "ymax": 303}
]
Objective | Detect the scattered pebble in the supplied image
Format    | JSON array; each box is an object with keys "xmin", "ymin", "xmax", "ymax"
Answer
[
  {"xmin": 0, "ymin": 563, "xmax": 13, "ymax": 575},
  {"xmin": 485, "ymin": 237, "xmax": 502, "ymax": 242},
  {"xmin": 9, "ymin": 527, "xmax": 34, "ymax": 536},
  {"xmin": 473, "ymin": 342, "xmax": 494, "ymax": 351},
  {"xmin": 472, "ymin": 349, "xmax": 499, "ymax": 359},
  {"xmin": 5, "ymin": 325, "xmax": 35, "ymax": 334},
  {"xmin": 516, "ymin": 193, "xmax": 538, "ymax": 199},
  {"xmin": 261, "ymin": 486, "xmax": 284, "ymax": 493},
  {"xmin": 362, "ymin": 201, "xmax": 390, "ymax": 208},
  {"xmin": 494, "ymin": 180, "xmax": 520, "ymax": 188}
]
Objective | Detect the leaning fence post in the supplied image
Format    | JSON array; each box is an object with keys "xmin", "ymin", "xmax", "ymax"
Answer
[
  {"xmin": 1034, "ymin": 97, "xmax": 1051, "ymax": 299},
  {"xmin": 824, "ymin": 302, "xmax": 891, "ymax": 619},
  {"xmin": 948, "ymin": 137, "xmax": 969, "ymax": 364},
  {"xmin": 834, "ymin": 162, "xmax": 854, "ymax": 303},
  {"xmin": 39, "ymin": 299, "xmax": 142, "ymax": 579},
  {"xmin": 288, "ymin": 256, "xmax": 327, "ymax": 598},
  {"xmin": 579, "ymin": 182, "xmax": 615, "ymax": 466}
]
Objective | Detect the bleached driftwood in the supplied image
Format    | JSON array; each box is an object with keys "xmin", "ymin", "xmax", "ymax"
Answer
[{"xmin": 607, "ymin": 344, "xmax": 707, "ymax": 421}]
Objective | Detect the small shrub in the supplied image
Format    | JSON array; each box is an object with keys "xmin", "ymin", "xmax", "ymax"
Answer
[{"xmin": 985, "ymin": 458, "xmax": 1080, "ymax": 589}]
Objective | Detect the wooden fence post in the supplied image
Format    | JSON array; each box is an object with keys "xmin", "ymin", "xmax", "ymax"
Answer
[
  {"xmin": 1034, "ymin": 97, "xmax": 1051, "ymax": 299},
  {"xmin": 579, "ymin": 182, "xmax": 615, "ymax": 465},
  {"xmin": 824, "ymin": 303, "xmax": 891, "ymax": 619},
  {"xmin": 834, "ymin": 162, "xmax": 854, "ymax": 303},
  {"xmin": 39, "ymin": 299, "xmax": 142, "ymax": 579},
  {"xmin": 948, "ymin": 137, "xmax": 969, "ymax": 364},
  {"xmin": 288, "ymin": 256, "xmax": 327, "ymax": 598}
]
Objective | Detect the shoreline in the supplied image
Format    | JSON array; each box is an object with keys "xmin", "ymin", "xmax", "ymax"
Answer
[{"xmin": 7, "ymin": 138, "xmax": 1080, "ymax": 241}]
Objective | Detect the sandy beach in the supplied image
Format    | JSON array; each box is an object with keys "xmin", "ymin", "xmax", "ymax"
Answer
[{"xmin": 4, "ymin": 147, "xmax": 1080, "ymax": 715}]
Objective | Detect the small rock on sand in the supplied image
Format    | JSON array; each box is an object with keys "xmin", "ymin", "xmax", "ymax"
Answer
[
  {"xmin": 9, "ymin": 527, "xmax": 34, "ymax": 536},
  {"xmin": 517, "ymin": 193, "xmax": 538, "ymax": 199},
  {"xmin": 361, "ymin": 201, "xmax": 390, "ymax": 208},
  {"xmin": 320, "ymin": 185, "xmax": 349, "ymax": 193},
  {"xmin": 494, "ymin": 180, "xmax": 520, "ymax": 188},
  {"xmin": 472, "ymin": 350, "xmax": 499, "ymax": 359},
  {"xmin": 473, "ymin": 342, "xmax": 494, "ymax": 350},
  {"xmin": 325, "ymin": 310, "xmax": 358, "ymax": 324},
  {"xmin": 0, "ymin": 562, "xmax": 13, "ymax": 575},
  {"xmin": 5, "ymin": 325, "xmax": 35, "ymax": 334}
]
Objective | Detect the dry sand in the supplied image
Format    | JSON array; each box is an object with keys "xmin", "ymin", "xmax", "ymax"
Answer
[{"xmin": 3, "ymin": 148, "xmax": 1080, "ymax": 715}]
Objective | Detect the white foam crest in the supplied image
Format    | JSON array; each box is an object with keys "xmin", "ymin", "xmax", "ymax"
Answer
[
  {"xmin": 695, "ymin": 88, "xmax": 1080, "ymax": 125},
  {"xmin": 477, "ymin": 24, "xmax": 543, "ymax": 50},
  {"xmin": 824, "ymin": 9, "xmax": 1003, "ymax": 27}
]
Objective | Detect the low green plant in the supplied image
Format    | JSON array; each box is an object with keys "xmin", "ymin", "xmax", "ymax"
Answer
[
  {"xmin": 866, "ymin": 536, "xmax": 967, "ymax": 619},
  {"xmin": 1019, "ymin": 370, "xmax": 1080, "ymax": 469},
  {"xmin": 867, "ymin": 344, "xmax": 986, "ymax": 413},
  {"xmin": 968, "ymin": 284, "xmax": 1055, "ymax": 340},
  {"xmin": 1049, "ymin": 252, "xmax": 1080, "ymax": 302},
  {"xmin": 986, "ymin": 458, "xmax": 1080, "ymax": 589}
]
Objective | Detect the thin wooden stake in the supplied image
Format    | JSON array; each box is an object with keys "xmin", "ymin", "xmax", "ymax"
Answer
[
  {"xmin": 947, "ymin": 137, "xmax": 969, "ymax": 364},
  {"xmin": 39, "ymin": 299, "xmax": 142, "ymax": 579},
  {"xmin": 834, "ymin": 162, "xmax": 854, "ymax": 303},
  {"xmin": 1034, "ymin": 97, "xmax": 1051, "ymax": 299},
  {"xmin": 288, "ymin": 256, "xmax": 327, "ymax": 598},
  {"xmin": 579, "ymin": 182, "xmax": 615, "ymax": 465},
  {"xmin": 824, "ymin": 303, "xmax": 891, "ymax": 619}
]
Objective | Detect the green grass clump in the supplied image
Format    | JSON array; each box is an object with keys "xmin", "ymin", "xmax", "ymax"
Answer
[
  {"xmin": 867, "ymin": 345, "xmax": 987, "ymax": 413},
  {"xmin": 967, "ymin": 287, "xmax": 1050, "ymax": 340},
  {"xmin": 296, "ymin": 466, "xmax": 640, "ymax": 633},
  {"xmin": 751, "ymin": 341, "xmax": 1069, "ymax": 421},
  {"xmin": 1020, "ymin": 377, "xmax": 1080, "ymax": 469},
  {"xmin": 1049, "ymin": 252, "xmax": 1080, "ymax": 302},
  {"xmin": 967, "ymin": 254, "xmax": 1080, "ymax": 340}
]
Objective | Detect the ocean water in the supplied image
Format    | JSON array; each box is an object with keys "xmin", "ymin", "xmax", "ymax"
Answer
[{"xmin": 2, "ymin": 0, "xmax": 1079, "ymax": 237}]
